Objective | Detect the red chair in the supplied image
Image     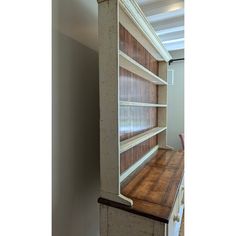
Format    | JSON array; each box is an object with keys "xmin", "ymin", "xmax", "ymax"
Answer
[{"xmin": 179, "ymin": 133, "xmax": 184, "ymax": 151}]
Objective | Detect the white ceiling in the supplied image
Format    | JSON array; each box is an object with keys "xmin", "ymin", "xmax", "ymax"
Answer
[
  {"xmin": 53, "ymin": 0, "xmax": 184, "ymax": 52},
  {"xmin": 137, "ymin": 0, "xmax": 184, "ymax": 51}
]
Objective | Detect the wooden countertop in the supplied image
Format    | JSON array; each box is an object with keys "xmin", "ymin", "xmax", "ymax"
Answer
[{"xmin": 98, "ymin": 149, "xmax": 184, "ymax": 223}]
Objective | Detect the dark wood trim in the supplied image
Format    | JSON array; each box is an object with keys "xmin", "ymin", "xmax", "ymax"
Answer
[{"xmin": 98, "ymin": 197, "xmax": 169, "ymax": 223}]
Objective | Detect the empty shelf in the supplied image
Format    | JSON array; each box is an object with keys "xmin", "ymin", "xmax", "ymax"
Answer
[
  {"xmin": 120, "ymin": 101, "xmax": 167, "ymax": 107},
  {"xmin": 120, "ymin": 145, "xmax": 159, "ymax": 183},
  {"xmin": 119, "ymin": 51, "xmax": 167, "ymax": 85},
  {"xmin": 120, "ymin": 127, "xmax": 167, "ymax": 153}
]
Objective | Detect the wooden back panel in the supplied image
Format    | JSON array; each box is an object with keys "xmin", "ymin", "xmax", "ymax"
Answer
[
  {"xmin": 120, "ymin": 24, "xmax": 159, "ymax": 76},
  {"xmin": 120, "ymin": 136, "xmax": 157, "ymax": 174},
  {"xmin": 119, "ymin": 68, "xmax": 158, "ymax": 103},
  {"xmin": 120, "ymin": 106, "xmax": 157, "ymax": 141},
  {"xmin": 119, "ymin": 24, "xmax": 161, "ymax": 174}
]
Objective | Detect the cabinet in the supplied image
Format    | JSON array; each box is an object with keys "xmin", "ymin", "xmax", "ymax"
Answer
[
  {"xmin": 99, "ymin": 149, "xmax": 184, "ymax": 236},
  {"xmin": 97, "ymin": 0, "xmax": 184, "ymax": 235}
]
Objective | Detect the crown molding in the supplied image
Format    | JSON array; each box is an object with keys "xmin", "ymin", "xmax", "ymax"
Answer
[{"xmin": 119, "ymin": 0, "xmax": 172, "ymax": 62}]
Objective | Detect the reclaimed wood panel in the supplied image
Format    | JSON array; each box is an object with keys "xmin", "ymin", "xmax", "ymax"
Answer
[
  {"xmin": 119, "ymin": 64, "xmax": 159, "ymax": 174},
  {"xmin": 119, "ymin": 67, "xmax": 158, "ymax": 142},
  {"xmin": 119, "ymin": 67, "xmax": 158, "ymax": 104},
  {"xmin": 99, "ymin": 150, "xmax": 184, "ymax": 223},
  {"xmin": 119, "ymin": 24, "xmax": 159, "ymax": 76},
  {"xmin": 122, "ymin": 149, "xmax": 184, "ymax": 222},
  {"xmin": 119, "ymin": 106, "xmax": 157, "ymax": 141},
  {"xmin": 120, "ymin": 136, "xmax": 157, "ymax": 173}
]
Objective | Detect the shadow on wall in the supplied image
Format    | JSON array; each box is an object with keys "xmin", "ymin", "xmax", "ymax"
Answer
[{"xmin": 52, "ymin": 31, "xmax": 100, "ymax": 236}]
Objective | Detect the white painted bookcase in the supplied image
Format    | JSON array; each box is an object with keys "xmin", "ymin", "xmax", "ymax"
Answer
[
  {"xmin": 97, "ymin": 1, "xmax": 185, "ymax": 236},
  {"xmin": 98, "ymin": 0, "xmax": 172, "ymax": 206}
]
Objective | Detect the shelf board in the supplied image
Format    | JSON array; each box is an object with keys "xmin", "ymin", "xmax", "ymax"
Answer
[
  {"xmin": 120, "ymin": 145, "xmax": 159, "ymax": 183},
  {"xmin": 119, "ymin": 51, "xmax": 167, "ymax": 85},
  {"xmin": 121, "ymin": 149, "xmax": 184, "ymax": 223},
  {"xmin": 120, "ymin": 127, "xmax": 167, "ymax": 154},
  {"xmin": 99, "ymin": 150, "xmax": 184, "ymax": 223},
  {"xmin": 120, "ymin": 101, "xmax": 167, "ymax": 107}
]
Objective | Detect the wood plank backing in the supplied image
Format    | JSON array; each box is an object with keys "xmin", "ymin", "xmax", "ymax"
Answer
[
  {"xmin": 119, "ymin": 67, "xmax": 158, "ymax": 142},
  {"xmin": 119, "ymin": 106, "xmax": 157, "ymax": 141},
  {"xmin": 99, "ymin": 150, "xmax": 184, "ymax": 223},
  {"xmin": 119, "ymin": 67, "xmax": 158, "ymax": 104},
  {"xmin": 120, "ymin": 136, "xmax": 157, "ymax": 173},
  {"xmin": 119, "ymin": 24, "xmax": 159, "ymax": 76}
]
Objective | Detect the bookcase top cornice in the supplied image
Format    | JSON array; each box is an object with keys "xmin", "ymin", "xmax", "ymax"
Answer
[{"xmin": 98, "ymin": 0, "xmax": 172, "ymax": 62}]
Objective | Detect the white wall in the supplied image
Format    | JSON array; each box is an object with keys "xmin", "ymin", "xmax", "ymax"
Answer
[
  {"xmin": 52, "ymin": 31, "xmax": 100, "ymax": 236},
  {"xmin": 53, "ymin": 0, "xmax": 98, "ymax": 51},
  {"xmin": 167, "ymin": 49, "xmax": 184, "ymax": 150}
]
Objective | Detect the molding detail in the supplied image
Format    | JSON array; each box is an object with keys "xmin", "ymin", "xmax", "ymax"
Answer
[{"xmin": 120, "ymin": 0, "xmax": 172, "ymax": 62}]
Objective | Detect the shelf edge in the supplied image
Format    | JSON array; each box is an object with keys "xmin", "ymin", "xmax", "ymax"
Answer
[
  {"xmin": 120, "ymin": 101, "xmax": 167, "ymax": 107},
  {"xmin": 119, "ymin": 51, "xmax": 167, "ymax": 85},
  {"xmin": 120, "ymin": 145, "xmax": 159, "ymax": 183},
  {"xmin": 120, "ymin": 127, "xmax": 167, "ymax": 153}
]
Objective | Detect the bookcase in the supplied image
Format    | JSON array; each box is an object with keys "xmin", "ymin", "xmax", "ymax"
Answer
[
  {"xmin": 97, "ymin": 1, "xmax": 184, "ymax": 236},
  {"xmin": 98, "ymin": 0, "xmax": 171, "ymax": 206}
]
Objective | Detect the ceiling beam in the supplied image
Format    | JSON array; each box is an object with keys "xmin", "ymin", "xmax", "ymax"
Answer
[
  {"xmin": 147, "ymin": 8, "xmax": 184, "ymax": 23},
  {"xmin": 163, "ymin": 38, "xmax": 184, "ymax": 44},
  {"xmin": 159, "ymin": 30, "xmax": 184, "ymax": 42},
  {"xmin": 140, "ymin": 0, "xmax": 183, "ymax": 14},
  {"xmin": 164, "ymin": 40, "xmax": 184, "ymax": 51},
  {"xmin": 157, "ymin": 26, "xmax": 184, "ymax": 36},
  {"xmin": 152, "ymin": 15, "xmax": 184, "ymax": 31},
  {"xmin": 140, "ymin": 0, "xmax": 184, "ymax": 18}
]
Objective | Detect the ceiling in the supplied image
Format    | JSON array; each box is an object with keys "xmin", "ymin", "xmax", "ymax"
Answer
[
  {"xmin": 137, "ymin": 0, "xmax": 184, "ymax": 51},
  {"xmin": 54, "ymin": 0, "xmax": 184, "ymax": 52}
]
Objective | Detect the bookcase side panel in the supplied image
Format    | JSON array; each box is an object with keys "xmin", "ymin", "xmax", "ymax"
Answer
[{"xmin": 98, "ymin": 0, "xmax": 133, "ymax": 206}]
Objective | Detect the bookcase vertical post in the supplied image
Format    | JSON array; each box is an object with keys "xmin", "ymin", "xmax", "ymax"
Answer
[
  {"xmin": 158, "ymin": 62, "xmax": 168, "ymax": 148},
  {"xmin": 98, "ymin": 0, "xmax": 133, "ymax": 206}
]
